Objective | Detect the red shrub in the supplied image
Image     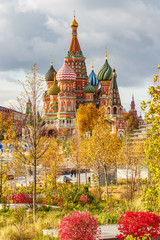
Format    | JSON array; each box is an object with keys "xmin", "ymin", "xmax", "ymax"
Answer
[
  {"xmin": 11, "ymin": 193, "xmax": 33, "ymax": 204},
  {"xmin": 117, "ymin": 211, "xmax": 160, "ymax": 240},
  {"xmin": 78, "ymin": 194, "xmax": 90, "ymax": 206},
  {"xmin": 58, "ymin": 210, "xmax": 100, "ymax": 240}
]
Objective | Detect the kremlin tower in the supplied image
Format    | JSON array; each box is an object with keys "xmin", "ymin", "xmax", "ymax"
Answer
[
  {"xmin": 42, "ymin": 15, "xmax": 126, "ymax": 137},
  {"xmin": 130, "ymin": 92, "xmax": 137, "ymax": 118}
]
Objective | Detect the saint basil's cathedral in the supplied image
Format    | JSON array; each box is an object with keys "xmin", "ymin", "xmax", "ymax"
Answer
[{"xmin": 42, "ymin": 15, "xmax": 126, "ymax": 137}]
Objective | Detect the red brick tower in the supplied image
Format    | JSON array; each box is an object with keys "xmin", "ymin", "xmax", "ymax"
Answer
[
  {"xmin": 130, "ymin": 92, "xmax": 137, "ymax": 118},
  {"xmin": 66, "ymin": 14, "xmax": 88, "ymax": 108}
]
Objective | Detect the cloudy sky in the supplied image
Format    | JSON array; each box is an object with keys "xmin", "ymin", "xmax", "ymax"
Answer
[{"xmin": 0, "ymin": 0, "xmax": 160, "ymax": 114}]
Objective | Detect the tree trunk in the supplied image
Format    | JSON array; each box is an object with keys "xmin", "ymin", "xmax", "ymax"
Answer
[
  {"xmin": 76, "ymin": 154, "xmax": 80, "ymax": 186},
  {"xmin": 78, "ymin": 169, "xmax": 80, "ymax": 185},
  {"xmin": 33, "ymin": 67, "xmax": 37, "ymax": 224},
  {"xmin": 0, "ymin": 156, "xmax": 2, "ymax": 200},
  {"xmin": 104, "ymin": 166, "xmax": 108, "ymax": 200},
  {"xmin": 14, "ymin": 161, "xmax": 16, "ymax": 193},
  {"xmin": 85, "ymin": 169, "xmax": 87, "ymax": 184},
  {"xmin": 126, "ymin": 162, "xmax": 129, "ymax": 199},
  {"xmin": 54, "ymin": 161, "xmax": 57, "ymax": 192},
  {"xmin": 33, "ymin": 156, "xmax": 36, "ymax": 224},
  {"xmin": 98, "ymin": 174, "xmax": 101, "ymax": 201},
  {"xmin": 25, "ymin": 164, "xmax": 27, "ymax": 187}
]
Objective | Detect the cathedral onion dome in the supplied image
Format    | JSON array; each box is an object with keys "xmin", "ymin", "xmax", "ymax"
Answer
[
  {"xmin": 97, "ymin": 56, "xmax": 112, "ymax": 81},
  {"xmin": 71, "ymin": 15, "xmax": 78, "ymax": 27},
  {"xmin": 56, "ymin": 59, "xmax": 76, "ymax": 81},
  {"xmin": 89, "ymin": 68, "xmax": 99, "ymax": 86},
  {"xmin": 47, "ymin": 80, "xmax": 60, "ymax": 95},
  {"xmin": 45, "ymin": 64, "xmax": 56, "ymax": 82},
  {"xmin": 83, "ymin": 81, "xmax": 95, "ymax": 94}
]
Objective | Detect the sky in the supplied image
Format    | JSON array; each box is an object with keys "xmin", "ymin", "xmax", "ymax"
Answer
[{"xmin": 0, "ymin": 0, "xmax": 160, "ymax": 114}]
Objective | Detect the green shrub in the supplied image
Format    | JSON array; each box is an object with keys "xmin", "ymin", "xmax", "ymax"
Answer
[
  {"xmin": 37, "ymin": 205, "xmax": 53, "ymax": 212},
  {"xmin": 56, "ymin": 183, "xmax": 95, "ymax": 208},
  {"xmin": 97, "ymin": 212, "xmax": 120, "ymax": 224}
]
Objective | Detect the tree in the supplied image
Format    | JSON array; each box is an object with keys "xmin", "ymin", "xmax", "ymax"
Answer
[
  {"xmin": 123, "ymin": 111, "xmax": 139, "ymax": 134},
  {"xmin": 70, "ymin": 134, "xmax": 81, "ymax": 185},
  {"xmin": 20, "ymin": 63, "xmax": 49, "ymax": 223},
  {"xmin": 141, "ymin": 68, "xmax": 160, "ymax": 213},
  {"xmin": 3, "ymin": 63, "xmax": 48, "ymax": 223},
  {"xmin": 118, "ymin": 136, "xmax": 144, "ymax": 201},
  {"xmin": 76, "ymin": 103, "xmax": 100, "ymax": 136},
  {"xmin": 41, "ymin": 139, "xmax": 64, "ymax": 193},
  {"xmin": 0, "ymin": 150, "xmax": 10, "ymax": 200},
  {"xmin": 0, "ymin": 113, "xmax": 13, "ymax": 140},
  {"xmin": 89, "ymin": 116, "xmax": 121, "ymax": 200}
]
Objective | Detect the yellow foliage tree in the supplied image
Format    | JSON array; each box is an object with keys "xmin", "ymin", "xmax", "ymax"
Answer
[
  {"xmin": 76, "ymin": 103, "xmax": 100, "ymax": 136},
  {"xmin": 89, "ymin": 117, "xmax": 121, "ymax": 199},
  {"xmin": 70, "ymin": 134, "xmax": 81, "ymax": 185},
  {"xmin": 141, "ymin": 67, "xmax": 160, "ymax": 212},
  {"xmin": 118, "ymin": 136, "xmax": 144, "ymax": 200},
  {"xmin": 41, "ymin": 139, "xmax": 64, "ymax": 193},
  {"xmin": 0, "ymin": 113, "xmax": 13, "ymax": 140},
  {"xmin": 3, "ymin": 64, "xmax": 48, "ymax": 223}
]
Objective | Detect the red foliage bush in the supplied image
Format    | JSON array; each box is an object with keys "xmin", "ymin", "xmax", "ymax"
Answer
[
  {"xmin": 78, "ymin": 194, "xmax": 90, "ymax": 206},
  {"xmin": 11, "ymin": 193, "xmax": 33, "ymax": 204},
  {"xmin": 58, "ymin": 210, "xmax": 100, "ymax": 240},
  {"xmin": 117, "ymin": 211, "xmax": 160, "ymax": 240}
]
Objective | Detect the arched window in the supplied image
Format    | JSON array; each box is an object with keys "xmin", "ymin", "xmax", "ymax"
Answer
[{"xmin": 113, "ymin": 107, "xmax": 117, "ymax": 115}]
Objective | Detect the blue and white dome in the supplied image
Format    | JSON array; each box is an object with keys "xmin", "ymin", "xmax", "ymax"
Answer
[{"xmin": 88, "ymin": 69, "xmax": 99, "ymax": 86}]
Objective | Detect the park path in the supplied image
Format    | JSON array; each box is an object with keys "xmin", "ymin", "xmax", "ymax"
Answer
[{"xmin": 43, "ymin": 224, "xmax": 119, "ymax": 239}]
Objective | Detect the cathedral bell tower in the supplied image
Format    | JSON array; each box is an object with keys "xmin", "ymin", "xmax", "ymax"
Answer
[{"xmin": 66, "ymin": 13, "xmax": 88, "ymax": 108}]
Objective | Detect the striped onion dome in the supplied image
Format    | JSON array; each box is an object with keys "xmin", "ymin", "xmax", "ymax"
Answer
[
  {"xmin": 56, "ymin": 59, "xmax": 76, "ymax": 81},
  {"xmin": 97, "ymin": 57, "xmax": 112, "ymax": 81},
  {"xmin": 83, "ymin": 81, "xmax": 95, "ymax": 94},
  {"xmin": 45, "ymin": 64, "xmax": 56, "ymax": 82},
  {"xmin": 89, "ymin": 69, "xmax": 99, "ymax": 86},
  {"xmin": 47, "ymin": 80, "xmax": 60, "ymax": 95}
]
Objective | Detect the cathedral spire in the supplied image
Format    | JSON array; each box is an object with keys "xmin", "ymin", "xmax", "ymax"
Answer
[
  {"xmin": 69, "ymin": 13, "xmax": 82, "ymax": 55},
  {"xmin": 71, "ymin": 10, "xmax": 78, "ymax": 30},
  {"xmin": 106, "ymin": 68, "xmax": 121, "ymax": 107},
  {"xmin": 50, "ymin": 54, "xmax": 53, "ymax": 66}
]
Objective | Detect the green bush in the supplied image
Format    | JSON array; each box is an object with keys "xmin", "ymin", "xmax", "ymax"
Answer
[
  {"xmin": 98, "ymin": 212, "xmax": 120, "ymax": 224},
  {"xmin": 56, "ymin": 183, "xmax": 95, "ymax": 208}
]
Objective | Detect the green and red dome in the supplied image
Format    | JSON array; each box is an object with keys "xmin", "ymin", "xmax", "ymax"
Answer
[
  {"xmin": 45, "ymin": 64, "xmax": 56, "ymax": 82},
  {"xmin": 97, "ymin": 57, "xmax": 112, "ymax": 81}
]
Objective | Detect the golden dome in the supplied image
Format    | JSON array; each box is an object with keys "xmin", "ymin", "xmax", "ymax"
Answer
[{"xmin": 71, "ymin": 16, "xmax": 78, "ymax": 27}]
